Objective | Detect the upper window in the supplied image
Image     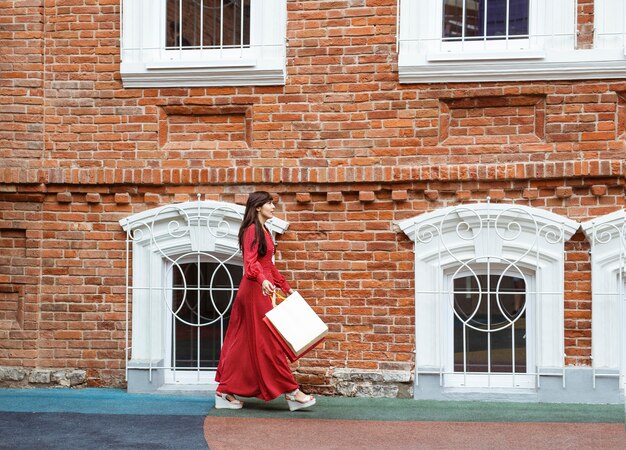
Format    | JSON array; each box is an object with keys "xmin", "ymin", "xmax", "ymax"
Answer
[
  {"xmin": 398, "ymin": 0, "xmax": 626, "ymax": 83},
  {"xmin": 121, "ymin": 0, "xmax": 286, "ymax": 87}
]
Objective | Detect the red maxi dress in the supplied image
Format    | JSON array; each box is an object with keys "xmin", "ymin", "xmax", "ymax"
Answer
[{"xmin": 215, "ymin": 224, "xmax": 299, "ymax": 400}]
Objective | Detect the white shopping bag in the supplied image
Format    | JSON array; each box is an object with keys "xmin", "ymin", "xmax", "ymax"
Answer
[{"xmin": 264, "ymin": 291, "xmax": 328, "ymax": 361}]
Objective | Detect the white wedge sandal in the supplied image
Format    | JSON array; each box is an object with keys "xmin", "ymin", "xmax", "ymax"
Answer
[
  {"xmin": 214, "ymin": 392, "xmax": 243, "ymax": 409},
  {"xmin": 285, "ymin": 389, "xmax": 316, "ymax": 412}
]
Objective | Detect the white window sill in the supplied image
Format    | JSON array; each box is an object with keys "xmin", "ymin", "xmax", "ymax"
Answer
[
  {"xmin": 120, "ymin": 62, "xmax": 286, "ymax": 87},
  {"xmin": 399, "ymin": 49, "xmax": 626, "ymax": 83}
]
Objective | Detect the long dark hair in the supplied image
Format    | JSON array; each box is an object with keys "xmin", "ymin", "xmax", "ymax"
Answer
[{"xmin": 238, "ymin": 191, "xmax": 273, "ymax": 257}]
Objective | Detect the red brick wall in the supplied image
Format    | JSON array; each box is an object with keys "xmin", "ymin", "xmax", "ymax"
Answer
[
  {"xmin": 0, "ymin": 0, "xmax": 625, "ymax": 388},
  {"xmin": 0, "ymin": 0, "xmax": 44, "ymax": 166}
]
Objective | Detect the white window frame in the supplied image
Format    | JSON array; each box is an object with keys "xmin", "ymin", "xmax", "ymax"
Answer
[
  {"xmin": 581, "ymin": 210, "xmax": 626, "ymax": 389},
  {"xmin": 397, "ymin": 202, "xmax": 580, "ymax": 389},
  {"xmin": 397, "ymin": 0, "xmax": 626, "ymax": 83},
  {"xmin": 443, "ymin": 267, "xmax": 536, "ymax": 388},
  {"xmin": 119, "ymin": 200, "xmax": 289, "ymax": 388},
  {"xmin": 120, "ymin": 0, "xmax": 287, "ymax": 87}
]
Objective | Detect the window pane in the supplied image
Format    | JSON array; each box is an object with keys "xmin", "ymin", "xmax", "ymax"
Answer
[
  {"xmin": 166, "ymin": 0, "xmax": 251, "ymax": 49},
  {"xmin": 508, "ymin": 0, "xmax": 529, "ymax": 36},
  {"xmin": 172, "ymin": 262, "xmax": 243, "ymax": 368},
  {"xmin": 166, "ymin": 0, "xmax": 200, "ymax": 48},
  {"xmin": 443, "ymin": 0, "xmax": 529, "ymax": 40},
  {"xmin": 453, "ymin": 275, "xmax": 526, "ymax": 373},
  {"xmin": 443, "ymin": 0, "xmax": 466, "ymax": 39},
  {"xmin": 486, "ymin": 0, "xmax": 506, "ymax": 36}
]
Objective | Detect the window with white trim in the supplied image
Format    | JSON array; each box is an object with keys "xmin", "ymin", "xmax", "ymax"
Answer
[
  {"xmin": 398, "ymin": 0, "xmax": 626, "ymax": 83},
  {"xmin": 119, "ymin": 200, "xmax": 289, "ymax": 389},
  {"xmin": 581, "ymin": 210, "xmax": 626, "ymax": 389},
  {"xmin": 121, "ymin": 0, "xmax": 287, "ymax": 87},
  {"xmin": 397, "ymin": 202, "xmax": 579, "ymax": 389}
]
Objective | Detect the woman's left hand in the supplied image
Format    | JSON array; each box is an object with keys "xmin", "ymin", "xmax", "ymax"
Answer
[{"xmin": 287, "ymin": 289, "xmax": 294, "ymax": 295}]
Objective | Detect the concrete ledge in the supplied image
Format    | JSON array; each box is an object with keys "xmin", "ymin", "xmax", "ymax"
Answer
[
  {"xmin": 413, "ymin": 368, "xmax": 623, "ymax": 404},
  {"xmin": 126, "ymin": 365, "xmax": 165, "ymax": 394}
]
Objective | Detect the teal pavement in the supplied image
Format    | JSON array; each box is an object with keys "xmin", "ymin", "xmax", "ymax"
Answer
[{"xmin": 0, "ymin": 388, "xmax": 211, "ymax": 416}]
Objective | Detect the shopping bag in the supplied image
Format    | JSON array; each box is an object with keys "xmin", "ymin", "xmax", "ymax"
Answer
[{"xmin": 263, "ymin": 290, "xmax": 328, "ymax": 362}]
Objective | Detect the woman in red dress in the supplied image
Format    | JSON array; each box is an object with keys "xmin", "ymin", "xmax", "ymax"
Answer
[{"xmin": 214, "ymin": 191, "xmax": 316, "ymax": 411}]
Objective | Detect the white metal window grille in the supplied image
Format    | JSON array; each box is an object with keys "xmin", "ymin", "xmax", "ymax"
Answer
[
  {"xmin": 165, "ymin": 0, "xmax": 250, "ymax": 51},
  {"xmin": 581, "ymin": 210, "xmax": 626, "ymax": 389},
  {"xmin": 442, "ymin": 0, "xmax": 529, "ymax": 44},
  {"xmin": 397, "ymin": 0, "xmax": 626, "ymax": 82},
  {"xmin": 119, "ymin": 198, "xmax": 289, "ymax": 386},
  {"xmin": 120, "ymin": 0, "xmax": 287, "ymax": 87},
  {"xmin": 397, "ymin": 201, "xmax": 579, "ymax": 389},
  {"xmin": 453, "ymin": 274, "xmax": 527, "ymax": 374},
  {"xmin": 164, "ymin": 260, "xmax": 243, "ymax": 383}
]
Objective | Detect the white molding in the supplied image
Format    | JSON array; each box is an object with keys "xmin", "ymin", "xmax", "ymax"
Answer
[
  {"xmin": 399, "ymin": 60, "xmax": 626, "ymax": 84},
  {"xmin": 120, "ymin": 68, "xmax": 286, "ymax": 88},
  {"xmin": 398, "ymin": 203, "xmax": 580, "ymax": 384},
  {"xmin": 581, "ymin": 210, "xmax": 626, "ymax": 385},
  {"xmin": 398, "ymin": 203, "xmax": 580, "ymax": 243}
]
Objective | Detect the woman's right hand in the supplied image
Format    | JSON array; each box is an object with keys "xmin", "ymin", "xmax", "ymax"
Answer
[{"xmin": 261, "ymin": 280, "xmax": 274, "ymax": 297}]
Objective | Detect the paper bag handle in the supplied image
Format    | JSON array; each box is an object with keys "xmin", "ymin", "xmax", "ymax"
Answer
[{"xmin": 274, "ymin": 290, "xmax": 287, "ymax": 301}]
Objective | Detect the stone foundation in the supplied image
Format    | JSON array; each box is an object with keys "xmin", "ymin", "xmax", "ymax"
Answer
[
  {"xmin": 331, "ymin": 369, "xmax": 413, "ymax": 398},
  {"xmin": 0, "ymin": 366, "xmax": 87, "ymax": 388}
]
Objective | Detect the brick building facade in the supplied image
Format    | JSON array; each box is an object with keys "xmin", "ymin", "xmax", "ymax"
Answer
[{"xmin": 1, "ymin": 0, "xmax": 625, "ymax": 402}]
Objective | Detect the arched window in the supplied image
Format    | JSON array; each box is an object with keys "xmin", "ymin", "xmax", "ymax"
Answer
[
  {"xmin": 582, "ymin": 210, "xmax": 626, "ymax": 389},
  {"xmin": 119, "ymin": 199, "xmax": 289, "ymax": 392},
  {"xmin": 398, "ymin": 202, "xmax": 579, "ymax": 391}
]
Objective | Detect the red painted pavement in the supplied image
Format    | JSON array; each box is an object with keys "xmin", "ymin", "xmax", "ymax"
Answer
[{"xmin": 205, "ymin": 416, "xmax": 626, "ymax": 449}]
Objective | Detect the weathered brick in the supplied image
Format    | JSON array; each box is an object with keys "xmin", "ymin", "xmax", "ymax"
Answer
[
  {"xmin": 85, "ymin": 193, "xmax": 100, "ymax": 203},
  {"xmin": 391, "ymin": 190, "xmax": 408, "ymax": 202},
  {"xmin": 234, "ymin": 194, "xmax": 248, "ymax": 205},
  {"xmin": 591, "ymin": 185, "xmax": 607, "ymax": 196},
  {"xmin": 114, "ymin": 193, "xmax": 130, "ymax": 204},
  {"xmin": 327, "ymin": 192, "xmax": 343, "ymax": 203},
  {"xmin": 296, "ymin": 193, "xmax": 312, "ymax": 203},
  {"xmin": 523, "ymin": 189, "xmax": 539, "ymax": 199},
  {"xmin": 57, "ymin": 192, "xmax": 72, "ymax": 203},
  {"xmin": 556, "ymin": 187, "xmax": 573, "ymax": 198},
  {"xmin": 144, "ymin": 193, "xmax": 161, "ymax": 204},
  {"xmin": 488, "ymin": 189, "xmax": 505, "ymax": 200}
]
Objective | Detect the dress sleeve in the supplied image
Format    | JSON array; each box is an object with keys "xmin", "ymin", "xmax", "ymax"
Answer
[
  {"xmin": 270, "ymin": 262, "xmax": 291, "ymax": 294},
  {"xmin": 243, "ymin": 225, "xmax": 268, "ymax": 286}
]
